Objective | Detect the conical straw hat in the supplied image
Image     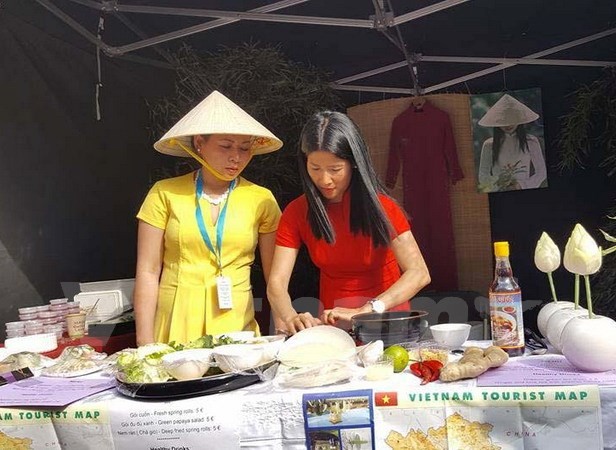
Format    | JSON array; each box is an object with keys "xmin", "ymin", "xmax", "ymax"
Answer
[
  {"xmin": 154, "ymin": 90, "xmax": 283, "ymax": 156},
  {"xmin": 478, "ymin": 93, "xmax": 539, "ymax": 127}
]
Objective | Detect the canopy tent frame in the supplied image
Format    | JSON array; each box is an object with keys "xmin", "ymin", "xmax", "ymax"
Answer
[{"xmin": 34, "ymin": 0, "xmax": 616, "ymax": 95}]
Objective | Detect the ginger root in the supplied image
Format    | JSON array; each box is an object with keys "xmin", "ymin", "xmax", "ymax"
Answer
[
  {"xmin": 439, "ymin": 346, "xmax": 508, "ymax": 382},
  {"xmin": 483, "ymin": 346, "xmax": 509, "ymax": 368}
]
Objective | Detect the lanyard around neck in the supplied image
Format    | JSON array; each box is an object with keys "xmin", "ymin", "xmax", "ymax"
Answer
[{"xmin": 195, "ymin": 169, "xmax": 236, "ymax": 274}]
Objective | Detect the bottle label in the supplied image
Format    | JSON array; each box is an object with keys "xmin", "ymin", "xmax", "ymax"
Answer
[{"xmin": 489, "ymin": 292, "xmax": 524, "ymax": 350}]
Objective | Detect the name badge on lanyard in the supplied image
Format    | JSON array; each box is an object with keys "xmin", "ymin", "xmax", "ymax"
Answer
[
  {"xmin": 195, "ymin": 170, "xmax": 236, "ymax": 310},
  {"xmin": 216, "ymin": 275, "xmax": 233, "ymax": 309}
]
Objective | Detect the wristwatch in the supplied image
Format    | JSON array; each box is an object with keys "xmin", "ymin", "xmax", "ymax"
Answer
[{"xmin": 369, "ymin": 299, "xmax": 386, "ymax": 314}]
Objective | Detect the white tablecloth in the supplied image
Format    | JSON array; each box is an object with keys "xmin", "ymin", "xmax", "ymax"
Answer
[{"xmin": 1, "ymin": 355, "xmax": 615, "ymax": 449}]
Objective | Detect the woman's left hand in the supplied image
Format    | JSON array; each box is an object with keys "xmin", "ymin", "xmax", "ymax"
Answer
[{"xmin": 321, "ymin": 307, "xmax": 365, "ymax": 325}]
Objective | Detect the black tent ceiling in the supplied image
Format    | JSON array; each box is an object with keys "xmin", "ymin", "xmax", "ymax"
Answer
[{"xmin": 26, "ymin": 0, "xmax": 616, "ymax": 97}]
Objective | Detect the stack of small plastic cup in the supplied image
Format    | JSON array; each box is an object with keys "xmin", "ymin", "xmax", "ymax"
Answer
[{"xmin": 5, "ymin": 321, "xmax": 26, "ymax": 339}]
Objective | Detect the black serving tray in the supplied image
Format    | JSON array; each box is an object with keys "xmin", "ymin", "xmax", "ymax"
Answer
[
  {"xmin": 115, "ymin": 362, "xmax": 276, "ymax": 400},
  {"xmin": 88, "ymin": 320, "xmax": 136, "ymax": 338},
  {"xmin": 88, "ymin": 311, "xmax": 136, "ymax": 338}
]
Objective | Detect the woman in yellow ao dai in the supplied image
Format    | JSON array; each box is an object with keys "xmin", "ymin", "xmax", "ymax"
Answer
[{"xmin": 134, "ymin": 91, "xmax": 283, "ymax": 345}]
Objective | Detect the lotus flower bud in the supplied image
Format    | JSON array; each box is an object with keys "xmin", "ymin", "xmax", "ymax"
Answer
[
  {"xmin": 534, "ymin": 232, "xmax": 561, "ymax": 273},
  {"xmin": 563, "ymin": 224, "xmax": 603, "ymax": 275}
]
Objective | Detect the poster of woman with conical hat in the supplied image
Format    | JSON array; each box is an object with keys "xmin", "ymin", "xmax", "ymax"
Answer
[{"xmin": 470, "ymin": 88, "xmax": 548, "ymax": 193}]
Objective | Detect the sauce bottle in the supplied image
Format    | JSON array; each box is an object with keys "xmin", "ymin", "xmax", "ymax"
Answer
[{"xmin": 489, "ymin": 241, "xmax": 525, "ymax": 356}]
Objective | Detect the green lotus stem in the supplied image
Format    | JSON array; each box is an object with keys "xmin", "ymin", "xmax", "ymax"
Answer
[
  {"xmin": 547, "ymin": 272, "xmax": 558, "ymax": 302},
  {"xmin": 584, "ymin": 275, "xmax": 594, "ymax": 319},
  {"xmin": 574, "ymin": 274, "xmax": 580, "ymax": 309}
]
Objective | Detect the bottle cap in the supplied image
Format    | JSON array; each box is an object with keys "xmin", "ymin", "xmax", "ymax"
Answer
[{"xmin": 494, "ymin": 241, "xmax": 510, "ymax": 257}]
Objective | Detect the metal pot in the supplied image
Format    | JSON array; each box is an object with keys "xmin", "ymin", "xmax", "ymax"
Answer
[{"xmin": 351, "ymin": 310, "xmax": 428, "ymax": 347}]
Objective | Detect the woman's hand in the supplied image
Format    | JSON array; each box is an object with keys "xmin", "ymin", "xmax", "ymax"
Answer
[
  {"xmin": 321, "ymin": 307, "xmax": 367, "ymax": 325},
  {"xmin": 283, "ymin": 312, "xmax": 322, "ymax": 334}
]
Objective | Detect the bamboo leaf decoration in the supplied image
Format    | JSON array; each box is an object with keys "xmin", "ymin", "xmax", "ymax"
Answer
[
  {"xmin": 557, "ymin": 68, "xmax": 616, "ymax": 176},
  {"xmin": 557, "ymin": 69, "xmax": 616, "ymax": 319}
]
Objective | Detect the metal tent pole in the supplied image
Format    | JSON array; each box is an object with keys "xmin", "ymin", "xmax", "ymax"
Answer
[
  {"xmin": 372, "ymin": 0, "xmax": 422, "ymax": 95},
  {"xmin": 34, "ymin": 0, "xmax": 111, "ymax": 52},
  {"xmin": 36, "ymin": 0, "xmax": 310, "ymax": 57},
  {"xmin": 424, "ymin": 27, "xmax": 616, "ymax": 93},
  {"xmin": 112, "ymin": 0, "xmax": 311, "ymax": 56},
  {"xmin": 332, "ymin": 85, "xmax": 413, "ymax": 95},
  {"xmin": 335, "ymin": 61, "xmax": 408, "ymax": 85},
  {"xmin": 332, "ymin": 28, "xmax": 616, "ymax": 94},
  {"xmin": 64, "ymin": 0, "xmax": 103, "ymax": 10},
  {"xmin": 113, "ymin": 4, "xmax": 372, "ymax": 28},
  {"xmin": 64, "ymin": 0, "xmax": 475, "ymax": 57},
  {"xmin": 334, "ymin": 55, "xmax": 615, "ymax": 86},
  {"xmin": 393, "ymin": 0, "xmax": 471, "ymax": 25},
  {"xmin": 112, "ymin": 12, "xmax": 176, "ymax": 64},
  {"xmin": 419, "ymin": 56, "xmax": 615, "ymax": 67}
]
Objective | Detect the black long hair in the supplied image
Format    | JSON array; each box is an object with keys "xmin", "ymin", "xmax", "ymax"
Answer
[
  {"xmin": 492, "ymin": 125, "xmax": 530, "ymax": 167},
  {"xmin": 298, "ymin": 111, "xmax": 393, "ymax": 248}
]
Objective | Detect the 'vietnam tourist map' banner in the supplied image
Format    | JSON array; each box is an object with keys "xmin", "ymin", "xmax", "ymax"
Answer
[{"xmin": 374, "ymin": 385, "xmax": 602, "ymax": 449}]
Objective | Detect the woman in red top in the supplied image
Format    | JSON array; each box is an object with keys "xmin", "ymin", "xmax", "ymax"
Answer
[{"xmin": 267, "ymin": 111, "xmax": 431, "ymax": 334}]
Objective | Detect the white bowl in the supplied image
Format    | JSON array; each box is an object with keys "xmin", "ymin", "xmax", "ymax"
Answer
[
  {"xmin": 214, "ymin": 331, "xmax": 256, "ymax": 343},
  {"xmin": 429, "ymin": 323, "xmax": 471, "ymax": 348},
  {"xmin": 244, "ymin": 335, "xmax": 286, "ymax": 360},
  {"xmin": 161, "ymin": 349, "xmax": 213, "ymax": 381},
  {"xmin": 213, "ymin": 344, "xmax": 266, "ymax": 373}
]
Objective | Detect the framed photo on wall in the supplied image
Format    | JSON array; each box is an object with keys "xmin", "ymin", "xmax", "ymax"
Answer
[{"xmin": 470, "ymin": 88, "xmax": 548, "ymax": 193}]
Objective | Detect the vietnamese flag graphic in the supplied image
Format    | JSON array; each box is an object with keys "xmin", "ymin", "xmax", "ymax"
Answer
[{"xmin": 374, "ymin": 391, "xmax": 398, "ymax": 407}]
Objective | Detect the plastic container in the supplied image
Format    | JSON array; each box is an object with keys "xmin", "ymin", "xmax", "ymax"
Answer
[
  {"xmin": 49, "ymin": 298, "xmax": 68, "ymax": 305},
  {"xmin": 50, "ymin": 304, "xmax": 69, "ymax": 312},
  {"xmin": 79, "ymin": 278, "xmax": 134, "ymax": 310},
  {"xmin": 365, "ymin": 354, "xmax": 394, "ymax": 381},
  {"xmin": 43, "ymin": 325, "xmax": 63, "ymax": 339},
  {"xmin": 6, "ymin": 330, "xmax": 26, "ymax": 338},
  {"xmin": 5, "ymin": 321, "xmax": 25, "ymax": 329},
  {"xmin": 401, "ymin": 340, "xmax": 450, "ymax": 365},
  {"xmin": 18, "ymin": 306, "xmax": 39, "ymax": 315},
  {"xmin": 35, "ymin": 305, "xmax": 50, "ymax": 312},
  {"xmin": 40, "ymin": 318, "xmax": 59, "ymax": 325},
  {"xmin": 25, "ymin": 328, "xmax": 44, "ymax": 336},
  {"xmin": 73, "ymin": 290, "xmax": 124, "ymax": 321},
  {"xmin": 4, "ymin": 333, "xmax": 58, "ymax": 353},
  {"xmin": 19, "ymin": 313, "xmax": 38, "ymax": 321}
]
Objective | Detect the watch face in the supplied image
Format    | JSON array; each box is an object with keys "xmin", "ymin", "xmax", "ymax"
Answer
[{"xmin": 371, "ymin": 300, "xmax": 385, "ymax": 313}]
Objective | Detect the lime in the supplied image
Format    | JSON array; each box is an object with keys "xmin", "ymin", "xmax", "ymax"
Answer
[{"xmin": 383, "ymin": 345, "xmax": 409, "ymax": 373}]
